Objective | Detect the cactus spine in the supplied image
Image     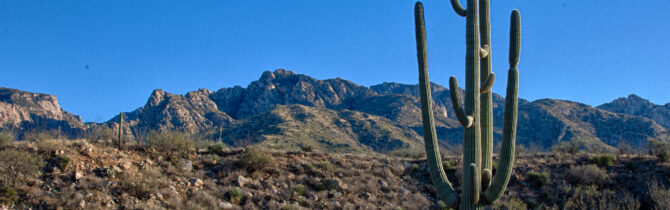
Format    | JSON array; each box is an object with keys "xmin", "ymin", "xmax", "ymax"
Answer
[
  {"xmin": 414, "ymin": 1, "xmax": 520, "ymax": 209},
  {"xmin": 118, "ymin": 112, "xmax": 124, "ymax": 149}
]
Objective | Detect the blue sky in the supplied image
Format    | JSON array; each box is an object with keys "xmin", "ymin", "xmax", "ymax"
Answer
[{"xmin": 1, "ymin": 1, "xmax": 669, "ymax": 122}]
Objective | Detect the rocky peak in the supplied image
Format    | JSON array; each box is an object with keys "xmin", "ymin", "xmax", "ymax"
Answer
[
  {"xmin": 210, "ymin": 69, "xmax": 376, "ymax": 119},
  {"xmin": 598, "ymin": 94, "xmax": 655, "ymax": 116},
  {"xmin": 148, "ymin": 89, "xmax": 168, "ymax": 107},
  {"xmin": 0, "ymin": 87, "xmax": 84, "ymax": 137},
  {"xmin": 599, "ymin": 94, "xmax": 670, "ymax": 129}
]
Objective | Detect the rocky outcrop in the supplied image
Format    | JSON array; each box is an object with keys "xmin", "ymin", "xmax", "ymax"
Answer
[
  {"xmin": 598, "ymin": 94, "xmax": 670, "ymax": 129},
  {"xmin": 108, "ymin": 88, "xmax": 234, "ymax": 133},
  {"xmin": 0, "ymin": 87, "xmax": 84, "ymax": 137},
  {"xmin": 210, "ymin": 69, "xmax": 376, "ymax": 119}
]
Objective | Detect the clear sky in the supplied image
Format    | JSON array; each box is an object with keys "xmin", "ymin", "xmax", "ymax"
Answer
[{"xmin": 1, "ymin": 1, "xmax": 669, "ymax": 122}]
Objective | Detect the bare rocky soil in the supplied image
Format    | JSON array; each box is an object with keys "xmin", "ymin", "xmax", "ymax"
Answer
[{"xmin": 1, "ymin": 139, "xmax": 670, "ymax": 209}]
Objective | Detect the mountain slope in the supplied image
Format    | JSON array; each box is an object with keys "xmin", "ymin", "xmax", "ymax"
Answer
[
  {"xmin": 215, "ymin": 104, "xmax": 424, "ymax": 153},
  {"xmin": 598, "ymin": 94, "xmax": 670, "ymax": 129}
]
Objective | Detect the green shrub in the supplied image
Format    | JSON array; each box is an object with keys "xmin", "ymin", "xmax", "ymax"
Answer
[
  {"xmin": 0, "ymin": 186, "xmax": 18, "ymax": 206},
  {"xmin": 300, "ymin": 144, "xmax": 313, "ymax": 152},
  {"xmin": 0, "ymin": 149, "xmax": 44, "ymax": 187},
  {"xmin": 649, "ymin": 180, "xmax": 670, "ymax": 208},
  {"xmin": 657, "ymin": 150, "xmax": 670, "ymax": 162},
  {"xmin": 207, "ymin": 142, "xmax": 227, "ymax": 153},
  {"xmin": 524, "ymin": 198, "xmax": 541, "ymax": 210},
  {"xmin": 228, "ymin": 187, "xmax": 244, "ymax": 204},
  {"xmin": 387, "ymin": 148, "xmax": 425, "ymax": 159},
  {"xmin": 563, "ymin": 185, "xmax": 639, "ymax": 210},
  {"xmin": 293, "ymin": 184, "xmax": 306, "ymax": 197},
  {"xmin": 491, "ymin": 197, "xmax": 527, "ymax": 210},
  {"xmin": 239, "ymin": 147, "xmax": 273, "ymax": 172},
  {"xmin": 317, "ymin": 161, "xmax": 334, "ymax": 174},
  {"xmin": 302, "ymin": 162, "xmax": 314, "ymax": 174},
  {"xmin": 147, "ymin": 130, "xmax": 195, "ymax": 157},
  {"xmin": 22, "ymin": 130, "xmax": 59, "ymax": 142},
  {"xmin": 526, "ymin": 171, "xmax": 550, "ymax": 188},
  {"xmin": 568, "ymin": 164, "xmax": 609, "ymax": 186},
  {"xmin": 442, "ymin": 160, "xmax": 458, "ymax": 172},
  {"xmin": 52, "ymin": 156, "xmax": 72, "ymax": 170},
  {"xmin": 624, "ymin": 162, "xmax": 637, "ymax": 171},
  {"xmin": 117, "ymin": 168, "xmax": 165, "ymax": 200},
  {"xmin": 0, "ymin": 131, "xmax": 16, "ymax": 148},
  {"xmin": 552, "ymin": 140, "xmax": 580, "ymax": 155},
  {"xmin": 590, "ymin": 155, "xmax": 615, "ymax": 167}
]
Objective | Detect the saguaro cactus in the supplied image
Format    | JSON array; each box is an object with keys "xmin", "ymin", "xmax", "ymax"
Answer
[
  {"xmin": 414, "ymin": 1, "xmax": 520, "ymax": 209},
  {"xmin": 118, "ymin": 112, "xmax": 124, "ymax": 149}
]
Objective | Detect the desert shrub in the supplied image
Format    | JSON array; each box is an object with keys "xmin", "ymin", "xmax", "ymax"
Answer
[
  {"xmin": 491, "ymin": 197, "xmax": 527, "ymax": 210},
  {"xmin": 0, "ymin": 131, "xmax": 16, "ymax": 148},
  {"xmin": 568, "ymin": 164, "xmax": 609, "ymax": 186},
  {"xmin": 147, "ymin": 130, "xmax": 195, "ymax": 157},
  {"xmin": 0, "ymin": 149, "xmax": 44, "ymax": 187},
  {"xmin": 387, "ymin": 148, "xmax": 425, "ymax": 159},
  {"xmin": 293, "ymin": 184, "xmax": 306, "ymax": 197},
  {"xmin": 302, "ymin": 162, "xmax": 314, "ymax": 174},
  {"xmin": 624, "ymin": 161, "xmax": 638, "ymax": 171},
  {"xmin": 228, "ymin": 187, "xmax": 244, "ymax": 204},
  {"xmin": 563, "ymin": 186, "xmax": 639, "ymax": 210},
  {"xmin": 239, "ymin": 147, "xmax": 273, "ymax": 172},
  {"xmin": 35, "ymin": 139, "xmax": 66, "ymax": 154},
  {"xmin": 116, "ymin": 167, "xmax": 166, "ymax": 200},
  {"xmin": 316, "ymin": 161, "xmax": 334, "ymax": 174},
  {"xmin": 552, "ymin": 141, "xmax": 580, "ymax": 156},
  {"xmin": 442, "ymin": 160, "xmax": 459, "ymax": 172},
  {"xmin": 22, "ymin": 129, "xmax": 59, "ymax": 142},
  {"xmin": 657, "ymin": 151, "xmax": 670, "ymax": 162},
  {"xmin": 526, "ymin": 171, "xmax": 550, "ymax": 188},
  {"xmin": 524, "ymin": 198, "xmax": 541, "ymax": 210},
  {"xmin": 0, "ymin": 186, "xmax": 18, "ymax": 206},
  {"xmin": 300, "ymin": 144, "xmax": 313, "ymax": 152},
  {"xmin": 590, "ymin": 154, "xmax": 615, "ymax": 167},
  {"xmin": 207, "ymin": 142, "xmax": 227, "ymax": 153},
  {"xmin": 648, "ymin": 180, "xmax": 670, "ymax": 209},
  {"xmin": 50, "ymin": 155, "xmax": 72, "ymax": 170}
]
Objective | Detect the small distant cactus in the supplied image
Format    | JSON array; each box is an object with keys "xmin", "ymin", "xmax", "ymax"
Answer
[
  {"xmin": 118, "ymin": 112, "xmax": 124, "ymax": 149},
  {"xmin": 413, "ymin": 0, "xmax": 521, "ymax": 209}
]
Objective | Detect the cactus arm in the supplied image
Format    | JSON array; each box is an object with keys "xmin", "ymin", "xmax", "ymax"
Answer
[
  {"xmin": 414, "ymin": 2, "xmax": 459, "ymax": 207},
  {"xmin": 468, "ymin": 163, "xmax": 481, "ymax": 204},
  {"xmin": 449, "ymin": 76, "xmax": 473, "ymax": 128},
  {"xmin": 480, "ymin": 73, "xmax": 495, "ymax": 94},
  {"xmin": 481, "ymin": 168, "xmax": 492, "ymax": 191},
  {"xmin": 509, "ymin": 10, "xmax": 521, "ymax": 68},
  {"xmin": 450, "ymin": 0, "xmax": 467, "ymax": 17},
  {"xmin": 483, "ymin": 10, "xmax": 520, "ymax": 204}
]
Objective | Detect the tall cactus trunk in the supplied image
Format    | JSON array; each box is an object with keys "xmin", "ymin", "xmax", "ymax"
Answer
[
  {"xmin": 461, "ymin": 0, "xmax": 482, "ymax": 208},
  {"xmin": 414, "ymin": 1, "xmax": 520, "ymax": 209},
  {"xmin": 479, "ymin": 0, "xmax": 494, "ymax": 186}
]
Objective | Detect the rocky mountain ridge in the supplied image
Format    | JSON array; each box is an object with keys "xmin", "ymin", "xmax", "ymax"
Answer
[{"xmin": 2, "ymin": 69, "xmax": 669, "ymax": 152}]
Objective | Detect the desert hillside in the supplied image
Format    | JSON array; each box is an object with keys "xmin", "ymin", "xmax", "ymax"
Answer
[{"xmin": 1, "ymin": 135, "xmax": 670, "ymax": 209}]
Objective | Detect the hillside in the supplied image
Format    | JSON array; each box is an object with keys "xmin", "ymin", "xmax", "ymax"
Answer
[
  {"xmin": 1, "ymin": 139, "xmax": 669, "ymax": 209},
  {"xmin": 2, "ymin": 70, "xmax": 670, "ymax": 152}
]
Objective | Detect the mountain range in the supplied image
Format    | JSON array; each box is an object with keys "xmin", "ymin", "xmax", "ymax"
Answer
[{"xmin": 2, "ymin": 69, "xmax": 669, "ymax": 153}]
